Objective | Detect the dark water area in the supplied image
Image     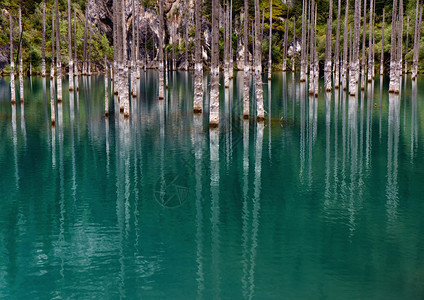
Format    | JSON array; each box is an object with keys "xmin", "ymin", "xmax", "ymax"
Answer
[{"xmin": 0, "ymin": 72, "xmax": 423, "ymax": 299}]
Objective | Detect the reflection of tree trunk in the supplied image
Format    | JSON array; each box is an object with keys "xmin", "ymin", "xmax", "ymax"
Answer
[
  {"xmin": 19, "ymin": 5, "xmax": 24, "ymax": 102},
  {"xmin": 193, "ymin": 0, "xmax": 203, "ymax": 112},
  {"xmin": 55, "ymin": 0, "xmax": 63, "ymax": 102},
  {"xmin": 68, "ymin": 0, "xmax": 74, "ymax": 91},
  {"xmin": 42, "ymin": 0, "xmax": 46, "ymax": 77},
  {"xmin": 243, "ymin": 0, "xmax": 249, "ymax": 118},
  {"xmin": 254, "ymin": 0, "xmax": 264, "ymax": 121},
  {"xmin": 209, "ymin": 0, "xmax": 220, "ymax": 126},
  {"xmin": 10, "ymin": 14, "xmax": 16, "ymax": 104}
]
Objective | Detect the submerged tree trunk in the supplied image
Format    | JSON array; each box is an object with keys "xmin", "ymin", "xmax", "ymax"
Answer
[
  {"xmin": 18, "ymin": 5, "xmax": 23, "ymax": 102},
  {"xmin": 334, "ymin": 0, "xmax": 342, "ymax": 88},
  {"xmin": 254, "ymin": 0, "xmax": 264, "ymax": 121},
  {"xmin": 324, "ymin": 0, "xmax": 333, "ymax": 91},
  {"xmin": 412, "ymin": 2, "xmax": 423, "ymax": 80},
  {"xmin": 268, "ymin": 0, "xmax": 273, "ymax": 80},
  {"xmin": 193, "ymin": 0, "xmax": 203, "ymax": 112},
  {"xmin": 55, "ymin": 0, "xmax": 62, "ymax": 102},
  {"xmin": 158, "ymin": 0, "xmax": 165, "ymax": 99},
  {"xmin": 380, "ymin": 8, "xmax": 385, "ymax": 75},
  {"xmin": 243, "ymin": 0, "xmax": 250, "ymax": 117},
  {"xmin": 341, "ymin": 0, "xmax": 349, "ymax": 89},
  {"xmin": 389, "ymin": 0, "xmax": 398, "ymax": 92},
  {"xmin": 10, "ymin": 14, "xmax": 16, "ymax": 104},
  {"xmin": 209, "ymin": 0, "xmax": 220, "ymax": 126},
  {"xmin": 300, "ymin": 0, "xmax": 307, "ymax": 81},
  {"xmin": 68, "ymin": 0, "xmax": 74, "ymax": 91},
  {"xmin": 360, "ymin": 0, "xmax": 367, "ymax": 90},
  {"xmin": 348, "ymin": 0, "xmax": 361, "ymax": 95},
  {"xmin": 42, "ymin": 0, "xmax": 46, "ymax": 77}
]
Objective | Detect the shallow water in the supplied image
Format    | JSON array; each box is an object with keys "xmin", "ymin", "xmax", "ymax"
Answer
[{"xmin": 0, "ymin": 72, "xmax": 423, "ymax": 299}]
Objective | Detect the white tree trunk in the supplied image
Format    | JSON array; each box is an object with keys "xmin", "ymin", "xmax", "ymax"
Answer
[
  {"xmin": 105, "ymin": 56, "xmax": 109, "ymax": 116},
  {"xmin": 243, "ymin": 0, "xmax": 250, "ymax": 118},
  {"xmin": 229, "ymin": 0, "xmax": 234, "ymax": 79},
  {"xmin": 254, "ymin": 0, "xmax": 264, "ymax": 121},
  {"xmin": 268, "ymin": 0, "xmax": 273, "ymax": 80},
  {"xmin": 380, "ymin": 8, "xmax": 385, "ymax": 75},
  {"xmin": 388, "ymin": 0, "xmax": 398, "ymax": 92},
  {"xmin": 10, "ymin": 14, "xmax": 16, "ymax": 104},
  {"xmin": 74, "ymin": 7, "xmax": 79, "ymax": 91},
  {"xmin": 42, "ymin": 0, "xmax": 46, "ymax": 77},
  {"xmin": 341, "ymin": 0, "xmax": 349, "ymax": 89},
  {"xmin": 224, "ymin": 2, "xmax": 230, "ymax": 88},
  {"xmin": 348, "ymin": 0, "xmax": 361, "ymax": 96},
  {"xmin": 412, "ymin": 3, "xmax": 422, "ymax": 80},
  {"xmin": 55, "ymin": 0, "xmax": 62, "ymax": 102},
  {"xmin": 209, "ymin": 0, "xmax": 220, "ymax": 126},
  {"xmin": 158, "ymin": 0, "xmax": 165, "ymax": 99},
  {"xmin": 360, "ymin": 0, "xmax": 367, "ymax": 90},
  {"xmin": 324, "ymin": 0, "xmax": 333, "ymax": 91},
  {"xmin": 18, "ymin": 6, "xmax": 24, "ymax": 103},
  {"xmin": 68, "ymin": 0, "xmax": 74, "ymax": 91},
  {"xmin": 300, "ymin": 0, "xmax": 308, "ymax": 81},
  {"xmin": 193, "ymin": 0, "xmax": 203, "ymax": 112}
]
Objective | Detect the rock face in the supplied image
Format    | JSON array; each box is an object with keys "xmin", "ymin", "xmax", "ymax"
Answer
[{"xmin": 0, "ymin": 45, "xmax": 10, "ymax": 73}]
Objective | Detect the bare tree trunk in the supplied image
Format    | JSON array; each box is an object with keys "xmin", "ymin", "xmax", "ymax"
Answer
[
  {"xmin": 404, "ymin": 16, "xmax": 409, "ymax": 74},
  {"xmin": 371, "ymin": 1, "xmax": 375, "ymax": 78},
  {"xmin": 83, "ymin": 5, "xmax": 88, "ymax": 75},
  {"xmin": 209, "ymin": 0, "xmax": 220, "ymax": 126},
  {"xmin": 50, "ymin": 76, "xmax": 56, "ymax": 125},
  {"xmin": 135, "ymin": 0, "xmax": 140, "ymax": 79},
  {"xmin": 254, "ymin": 0, "xmax": 264, "ymax": 121},
  {"xmin": 268, "ymin": 0, "xmax": 273, "ymax": 80},
  {"xmin": 158, "ymin": 0, "xmax": 165, "ymax": 99},
  {"xmin": 243, "ymin": 0, "xmax": 250, "ymax": 117},
  {"xmin": 360, "ymin": 0, "xmax": 367, "ymax": 90},
  {"xmin": 300, "ymin": 0, "xmax": 307, "ymax": 81},
  {"xmin": 380, "ymin": 8, "xmax": 385, "ymax": 75},
  {"xmin": 193, "ymin": 0, "xmax": 203, "ymax": 112},
  {"xmin": 184, "ymin": 5, "xmax": 189, "ymax": 71},
  {"xmin": 68, "ymin": 0, "xmax": 74, "ymax": 91},
  {"xmin": 394, "ymin": 0, "xmax": 403, "ymax": 93},
  {"xmin": 334, "ymin": 0, "xmax": 342, "ymax": 87},
  {"xmin": 55, "ymin": 0, "xmax": 62, "ymax": 102},
  {"xmin": 131, "ymin": 0, "xmax": 137, "ymax": 97},
  {"xmin": 172, "ymin": 16, "xmax": 176, "ymax": 71},
  {"xmin": 229, "ymin": 0, "xmax": 234, "ymax": 79},
  {"xmin": 224, "ymin": 1, "xmax": 230, "ymax": 88},
  {"xmin": 74, "ymin": 7, "xmax": 79, "ymax": 91},
  {"xmin": 88, "ymin": 22, "xmax": 92, "ymax": 76},
  {"xmin": 348, "ymin": 0, "xmax": 361, "ymax": 95},
  {"xmin": 121, "ymin": 0, "xmax": 129, "ymax": 117},
  {"xmin": 292, "ymin": 17, "xmax": 295, "ymax": 72},
  {"xmin": 51, "ymin": 9, "xmax": 55, "ymax": 80},
  {"xmin": 367, "ymin": 0, "xmax": 374, "ymax": 82},
  {"xmin": 341, "ymin": 0, "xmax": 349, "ymax": 90},
  {"xmin": 283, "ymin": 17, "xmax": 288, "ymax": 72},
  {"xmin": 412, "ymin": 2, "xmax": 423, "ymax": 80},
  {"xmin": 324, "ymin": 0, "xmax": 333, "ymax": 91},
  {"xmin": 18, "ymin": 5, "xmax": 24, "ymax": 102},
  {"xmin": 389, "ymin": 0, "xmax": 398, "ymax": 92},
  {"xmin": 314, "ymin": 4, "xmax": 319, "ymax": 96},
  {"xmin": 251, "ymin": 20, "xmax": 254, "ymax": 73},
  {"xmin": 42, "ymin": 0, "xmax": 46, "ymax": 77},
  {"xmin": 105, "ymin": 56, "xmax": 109, "ymax": 116},
  {"xmin": 309, "ymin": 0, "xmax": 315, "ymax": 95},
  {"xmin": 113, "ymin": 0, "xmax": 119, "ymax": 95},
  {"xmin": 10, "ymin": 14, "xmax": 16, "ymax": 104}
]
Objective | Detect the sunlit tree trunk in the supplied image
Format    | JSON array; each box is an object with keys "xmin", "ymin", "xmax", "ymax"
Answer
[
  {"xmin": 313, "ymin": 4, "xmax": 319, "ymax": 96},
  {"xmin": 18, "ymin": 5, "xmax": 23, "ymax": 103},
  {"xmin": 55, "ymin": 0, "xmax": 63, "ymax": 102},
  {"xmin": 50, "ymin": 77, "xmax": 56, "ymax": 125},
  {"xmin": 243, "ymin": 0, "xmax": 249, "ymax": 117},
  {"xmin": 42, "ymin": 0, "xmax": 46, "ymax": 77},
  {"xmin": 193, "ymin": 0, "xmax": 203, "ymax": 112},
  {"xmin": 283, "ymin": 17, "xmax": 288, "ymax": 72},
  {"xmin": 224, "ymin": 1, "xmax": 230, "ymax": 88},
  {"xmin": 229, "ymin": 0, "xmax": 234, "ymax": 79},
  {"xmin": 371, "ymin": 0, "xmax": 375, "ymax": 78},
  {"xmin": 158, "ymin": 0, "xmax": 165, "ymax": 99},
  {"xmin": 74, "ymin": 6, "xmax": 79, "ymax": 91},
  {"xmin": 334, "ymin": 0, "xmax": 341, "ymax": 88},
  {"xmin": 412, "ymin": 2, "xmax": 423, "ymax": 80},
  {"xmin": 324, "ymin": 0, "xmax": 333, "ymax": 91},
  {"xmin": 360, "ymin": 0, "xmax": 367, "ymax": 90},
  {"xmin": 113, "ymin": 0, "xmax": 119, "ymax": 95},
  {"xmin": 308, "ymin": 0, "xmax": 315, "ymax": 95},
  {"xmin": 88, "ymin": 22, "xmax": 92, "ymax": 75},
  {"xmin": 121, "ymin": 0, "xmax": 129, "ymax": 117},
  {"xmin": 105, "ymin": 55, "xmax": 109, "ymax": 116},
  {"xmin": 394, "ymin": 0, "xmax": 403, "ymax": 93},
  {"xmin": 254, "ymin": 0, "xmax": 264, "ymax": 121},
  {"xmin": 209, "ymin": 0, "xmax": 220, "ymax": 126},
  {"xmin": 380, "ymin": 8, "xmax": 385, "ymax": 75},
  {"xmin": 184, "ymin": 5, "xmax": 189, "ymax": 71},
  {"xmin": 50, "ymin": 9, "xmax": 55, "ymax": 80},
  {"xmin": 341, "ymin": 0, "xmax": 349, "ymax": 89},
  {"xmin": 367, "ymin": 0, "xmax": 373, "ymax": 82},
  {"xmin": 135, "ymin": 0, "xmax": 140, "ymax": 79},
  {"xmin": 268, "ymin": 0, "xmax": 273, "ymax": 80},
  {"xmin": 68, "ymin": 0, "xmax": 74, "ymax": 91},
  {"xmin": 300, "ymin": 0, "xmax": 307, "ymax": 81},
  {"xmin": 172, "ymin": 15, "xmax": 176, "ymax": 71},
  {"xmin": 348, "ymin": 0, "xmax": 361, "ymax": 95},
  {"xmin": 389, "ymin": 0, "xmax": 398, "ymax": 92},
  {"xmin": 131, "ymin": 0, "xmax": 137, "ymax": 97},
  {"xmin": 10, "ymin": 14, "xmax": 16, "ymax": 104}
]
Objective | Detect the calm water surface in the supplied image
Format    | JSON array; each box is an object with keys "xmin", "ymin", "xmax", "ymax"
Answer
[{"xmin": 0, "ymin": 72, "xmax": 423, "ymax": 299}]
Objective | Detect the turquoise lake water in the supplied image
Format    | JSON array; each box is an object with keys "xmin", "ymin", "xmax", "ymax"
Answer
[{"xmin": 0, "ymin": 72, "xmax": 423, "ymax": 299}]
